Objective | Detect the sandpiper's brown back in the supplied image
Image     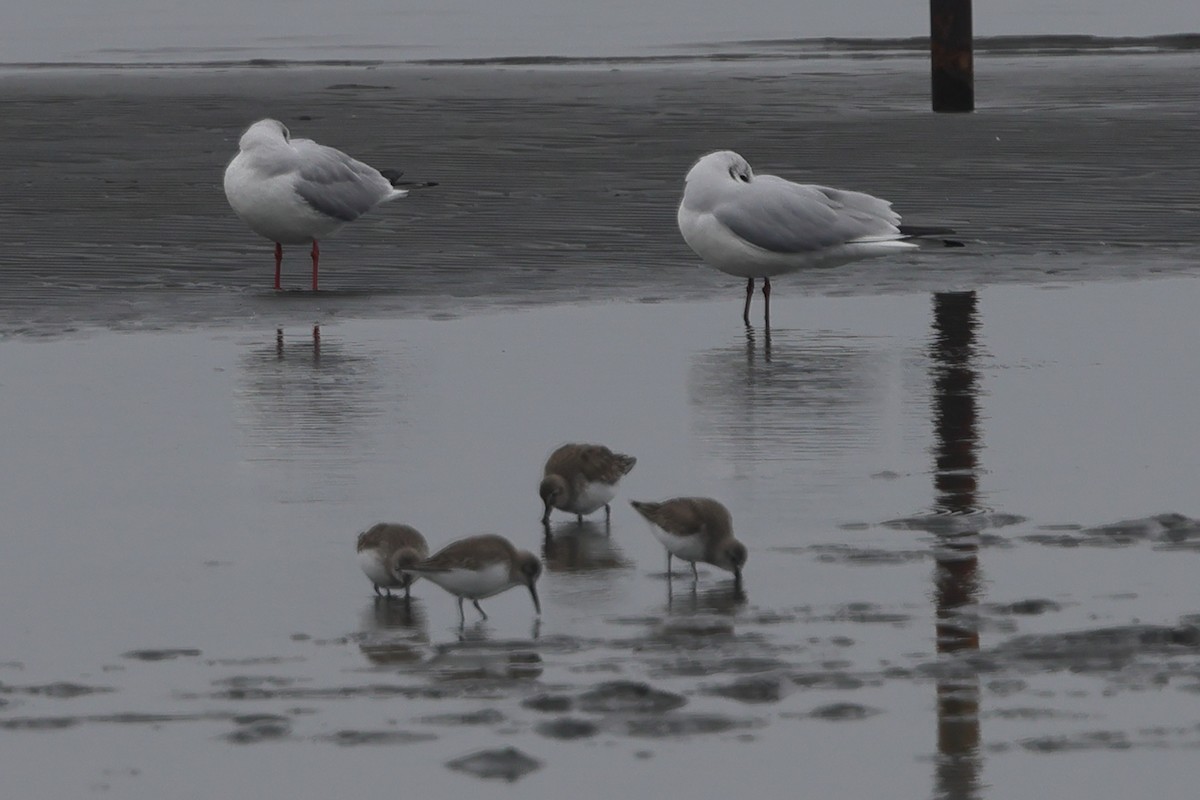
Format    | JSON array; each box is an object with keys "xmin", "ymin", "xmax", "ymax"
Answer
[
  {"xmin": 357, "ymin": 522, "xmax": 429, "ymax": 557},
  {"xmin": 418, "ymin": 533, "xmax": 519, "ymax": 572},
  {"xmin": 543, "ymin": 443, "xmax": 637, "ymax": 484},
  {"xmin": 630, "ymin": 497, "xmax": 733, "ymax": 540}
]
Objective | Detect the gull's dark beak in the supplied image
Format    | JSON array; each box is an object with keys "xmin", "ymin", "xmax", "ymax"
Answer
[{"xmin": 528, "ymin": 583, "xmax": 542, "ymax": 615}]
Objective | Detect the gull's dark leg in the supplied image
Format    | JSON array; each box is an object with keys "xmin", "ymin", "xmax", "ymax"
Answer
[
  {"xmin": 762, "ymin": 277, "xmax": 771, "ymax": 328},
  {"xmin": 311, "ymin": 240, "xmax": 320, "ymax": 291},
  {"xmin": 473, "ymin": 600, "xmax": 488, "ymax": 620},
  {"xmin": 274, "ymin": 242, "xmax": 283, "ymax": 290},
  {"xmin": 743, "ymin": 278, "xmax": 754, "ymax": 324}
]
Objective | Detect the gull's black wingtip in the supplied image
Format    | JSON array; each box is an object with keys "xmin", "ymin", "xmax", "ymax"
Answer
[{"xmin": 899, "ymin": 224, "xmax": 966, "ymax": 248}]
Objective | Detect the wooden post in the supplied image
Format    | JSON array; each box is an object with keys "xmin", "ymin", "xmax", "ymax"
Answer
[{"xmin": 930, "ymin": 0, "xmax": 974, "ymax": 112}]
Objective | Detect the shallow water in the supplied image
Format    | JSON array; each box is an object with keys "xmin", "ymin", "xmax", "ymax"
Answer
[
  {"xmin": 5, "ymin": 279, "xmax": 1200, "ymax": 797},
  {"xmin": 3, "ymin": 56, "xmax": 1200, "ymax": 797}
]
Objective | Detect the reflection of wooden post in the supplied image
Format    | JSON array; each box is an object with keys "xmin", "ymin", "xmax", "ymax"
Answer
[
  {"xmin": 930, "ymin": 291, "xmax": 982, "ymax": 799},
  {"xmin": 930, "ymin": 0, "xmax": 974, "ymax": 112}
]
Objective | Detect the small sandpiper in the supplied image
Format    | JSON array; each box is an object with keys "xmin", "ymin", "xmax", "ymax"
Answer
[
  {"xmin": 403, "ymin": 534, "xmax": 542, "ymax": 622},
  {"xmin": 540, "ymin": 443, "xmax": 637, "ymax": 524},
  {"xmin": 356, "ymin": 523, "xmax": 430, "ymax": 600},
  {"xmin": 629, "ymin": 497, "xmax": 747, "ymax": 585}
]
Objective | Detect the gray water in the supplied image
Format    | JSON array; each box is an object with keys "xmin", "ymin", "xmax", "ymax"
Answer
[
  {"xmin": 3, "ymin": 52, "xmax": 1200, "ymax": 798},
  {"xmin": 3, "ymin": 0, "xmax": 1199, "ymax": 63}
]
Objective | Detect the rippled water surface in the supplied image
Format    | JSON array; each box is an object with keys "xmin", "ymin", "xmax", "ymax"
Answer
[{"xmin": 2, "ymin": 54, "xmax": 1200, "ymax": 798}]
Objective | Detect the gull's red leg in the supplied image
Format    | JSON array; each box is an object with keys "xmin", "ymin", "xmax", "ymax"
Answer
[
  {"xmin": 274, "ymin": 242, "xmax": 283, "ymax": 290},
  {"xmin": 311, "ymin": 240, "xmax": 320, "ymax": 291}
]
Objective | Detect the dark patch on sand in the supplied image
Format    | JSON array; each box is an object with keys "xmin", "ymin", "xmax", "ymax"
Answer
[{"xmin": 446, "ymin": 747, "xmax": 542, "ymax": 782}]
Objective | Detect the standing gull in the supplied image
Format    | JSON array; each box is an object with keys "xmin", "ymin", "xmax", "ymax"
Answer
[
  {"xmin": 223, "ymin": 118, "xmax": 432, "ymax": 291},
  {"xmin": 630, "ymin": 497, "xmax": 747, "ymax": 585},
  {"xmin": 677, "ymin": 150, "xmax": 947, "ymax": 325},
  {"xmin": 539, "ymin": 443, "xmax": 637, "ymax": 525}
]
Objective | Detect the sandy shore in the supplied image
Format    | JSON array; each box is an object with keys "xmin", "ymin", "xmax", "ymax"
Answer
[{"xmin": 1, "ymin": 53, "xmax": 1198, "ymax": 335}]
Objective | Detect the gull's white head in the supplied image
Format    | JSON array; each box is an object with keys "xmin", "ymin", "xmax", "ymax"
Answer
[
  {"xmin": 685, "ymin": 150, "xmax": 754, "ymax": 187},
  {"xmin": 238, "ymin": 118, "xmax": 291, "ymax": 152}
]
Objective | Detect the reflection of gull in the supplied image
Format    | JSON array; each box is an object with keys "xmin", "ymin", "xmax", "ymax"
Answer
[
  {"xmin": 678, "ymin": 150, "xmax": 947, "ymax": 324},
  {"xmin": 237, "ymin": 326, "xmax": 384, "ymax": 451},
  {"xmin": 223, "ymin": 118, "xmax": 434, "ymax": 291},
  {"xmin": 236, "ymin": 327, "xmax": 394, "ymax": 502},
  {"xmin": 689, "ymin": 328, "xmax": 881, "ymax": 463}
]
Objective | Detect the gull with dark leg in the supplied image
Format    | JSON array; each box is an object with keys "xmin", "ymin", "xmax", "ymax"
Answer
[{"xmin": 677, "ymin": 150, "xmax": 952, "ymax": 326}]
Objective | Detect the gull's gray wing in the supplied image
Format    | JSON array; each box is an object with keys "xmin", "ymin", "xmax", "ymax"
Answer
[
  {"xmin": 291, "ymin": 138, "xmax": 394, "ymax": 222},
  {"xmin": 714, "ymin": 176, "xmax": 903, "ymax": 254}
]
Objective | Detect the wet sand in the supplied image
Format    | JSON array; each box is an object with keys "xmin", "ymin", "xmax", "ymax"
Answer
[
  {"xmin": 2, "ymin": 53, "xmax": 1200, "ymax": 798},
  {"xmin": 1, "ymin": 52, "xmax": 1199, "ymax": 335}
]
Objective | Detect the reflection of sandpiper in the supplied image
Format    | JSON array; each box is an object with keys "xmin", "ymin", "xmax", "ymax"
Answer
[
  {"xmin": 539, "ymin": 443, "xmax": 636, "ymax": 524},
  {"xmin": 357, "ymin": 597, "xmax": 429, "ymax": 666},
  {"xmin": 355, "ymin": 523, "xmax": 430, "ymax": 600},
  {"xmin": 540, "ymin": 520, "xmax": 632, "ymax": 573},
  {"xmin": 630, "ymin": 497, "xmax": 747, "ymax": 588}
]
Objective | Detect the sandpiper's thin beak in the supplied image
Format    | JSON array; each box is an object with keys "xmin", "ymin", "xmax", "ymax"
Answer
[
  {"xmin": 540, "ymin": 504, "xmax": 551, "ymax": 525},
  {"xmin": 529, "ymin": 584, "xmax": 542, "ymax": 615},
  {"xmin": 734, "ymin": 567, "xmax": 743, "ymax": 590}
]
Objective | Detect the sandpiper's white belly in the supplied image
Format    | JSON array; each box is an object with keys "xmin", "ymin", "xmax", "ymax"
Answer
[
  {"xmin": 567, "ymin": 481, "xmax": 619, "ymax": 515},
  {"xmin": 358, "ymin": 548, "xmax": 400, "ymax": 588},
  {"xmin": 646, "ymin": 526, "xmax": 707, "ymax": 564},
  {"xmin": 423, "ymin": 563, "xmax": 512, "ymax": 600}
]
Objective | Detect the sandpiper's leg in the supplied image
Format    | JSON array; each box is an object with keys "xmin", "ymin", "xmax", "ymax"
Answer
[
  {"xmin": 311, "ymin": 240, "xmax": 320, "ymax": 291},
  {"xmin": 274, "ymin": 242, "xmax": 283, "ymax": 290},
  {"xmin": 762, "ymin": 277, "xmax": 771, "ymax": 328},
  {"xmin": 576, "ymin": 513, "xmax": 583, "ymax": 524},
  {"xmin": 373, "ymin": 583, "xmax": 383, "ymax": 597},
  {"xmin": 667, "ymin": 551, "xmax": 673, "ymax": 576},
  {"xmin": 605, "ymin": 504, "xmax": 611, "ymax": 522},
  {"xmin": 691, "ymin": 561, "xmax": 699, "ymax": 581},
  {"xmin": 473, "ymin": 600, "xmax": 488, "ymax": 620},
  {"xmin": 743, "ymin": 277, "xmax": 754, "ymax": 324},
  {"xmin": 404, "ymin": 584, "xmax": 411, "ymax": 602},
  {"xmin": 457, "ymin": 597, "xmax": 465, "ymax": 623}
]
